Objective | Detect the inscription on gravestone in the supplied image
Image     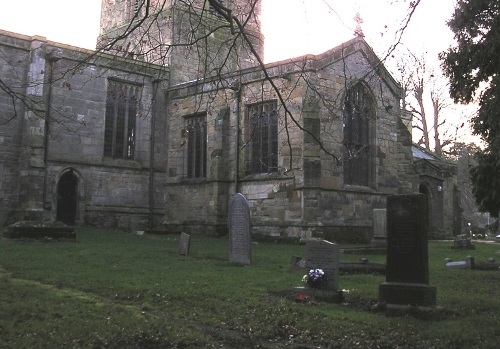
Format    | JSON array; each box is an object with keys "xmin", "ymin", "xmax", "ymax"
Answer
[
  {"xmin": 305, "ymin": 240, "xmax": 339, "ymax": 290},
  {"xmin": 228, "ymin": 193, "xmax": 251, "ymax": 265}
]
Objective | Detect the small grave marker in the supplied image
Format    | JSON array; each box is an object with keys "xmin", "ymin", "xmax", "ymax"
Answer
[
  {"xmin": 179, "ymin": 232, "xmax": 191, "ymax": 256},
  {"xmin": 228, "ymin": 193, "xmax": 251, "ymax": 265},
  {"xmin": 289, "ymin": 256, "xmax": 304, "ymax": 271},
  {"xmin": 451, "ymin": 234, "xmax": 475, "ymax": 250},
  {"xmin": 444, "ymin": 256, "xmax": 474, "ymax": 269}
]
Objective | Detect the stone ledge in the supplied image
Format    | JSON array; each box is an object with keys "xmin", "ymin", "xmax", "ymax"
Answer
[
  {"xmin": 3, "ymin": 221, "xmax": 76, "ymax": 240},
  {"xmin": 379, "ymin": 282, "xmax": 437, "ymax": 307},
  {"xmin": 292, "ymin": 286, "xmax": 344, "ymax": 303}
]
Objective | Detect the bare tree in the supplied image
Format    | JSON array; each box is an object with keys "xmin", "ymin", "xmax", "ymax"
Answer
[
  {"xmin": 397, "ymin": 50, "xmax": 431, "ymax": 150},
  {"xmin": 430, "ymin": 84, "xmax": 452, "ymax": 157},
  {"xmin": 396, "ymin": 47, "xmax": 459, "ymax": 155},
  {"xmin": 1, "ymin": 0, "xmax": 423, "ymax": 166}
]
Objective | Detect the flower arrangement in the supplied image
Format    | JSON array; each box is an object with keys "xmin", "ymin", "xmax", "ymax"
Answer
[{"xmin": 302, "ymin": 268, "xmax": 327, "ymax": 289}]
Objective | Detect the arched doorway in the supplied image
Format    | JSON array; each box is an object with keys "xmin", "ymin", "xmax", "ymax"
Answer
[
  {"xmin": 419, "ymin": 183, "xmax": 431, "ymax": 231},
  {"xmin": 419, "ymin": 181, "xmax": 444, "ymax": 238},
  {"xmin": 56, "ymin": 170, "xmax": 78, "ymax": 225}
]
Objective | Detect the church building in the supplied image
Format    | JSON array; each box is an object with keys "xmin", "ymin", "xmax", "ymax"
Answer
[{"xmin": 0, "ymin": 0, "xmax": 461, "ymax": 241}]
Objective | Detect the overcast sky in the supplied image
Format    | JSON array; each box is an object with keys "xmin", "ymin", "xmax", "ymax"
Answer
[
  {"xmin": 1, "ymin": 0, "xmax": 456, "ymax": 64},
  {"xmin": 0, "ymin": 0, "xmax": 478, "ymax": 145}
]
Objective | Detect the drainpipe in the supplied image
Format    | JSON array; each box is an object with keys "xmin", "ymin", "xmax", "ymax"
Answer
[
  {"xmin": 43, "ymin": 53, "xmax": 60, "ymax": 211},
  {"xmin": 149, "ymin": 79, "xmax": 160, "ymax": 230},
  {"xmin": 231, "ymin": 81, "xmax": 241, "ymax": 194}
]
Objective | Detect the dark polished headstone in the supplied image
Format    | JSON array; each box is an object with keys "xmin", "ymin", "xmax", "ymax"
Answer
[
  {"xmin": 379, "ymin": 194, "xmax": 437, "ymax": 307},
  {"xmin": 228, "ymin": 193, "xmax": 251, "ymax": 265}
]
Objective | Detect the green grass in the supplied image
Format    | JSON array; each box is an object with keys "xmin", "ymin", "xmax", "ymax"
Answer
[{"xmin": 1, "ymin": 227, "xmax": 499, "ymax": 348}]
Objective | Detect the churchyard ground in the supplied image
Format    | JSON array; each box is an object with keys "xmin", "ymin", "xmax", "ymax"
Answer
[{"xmin": 0, "ymin": 227, "xmax": 499, "ymax": 348}]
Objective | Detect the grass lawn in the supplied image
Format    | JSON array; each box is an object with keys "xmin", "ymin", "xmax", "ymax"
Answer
[{"xmin": 1, "ymin": 227, "xmax": 499, "ymax": 348}]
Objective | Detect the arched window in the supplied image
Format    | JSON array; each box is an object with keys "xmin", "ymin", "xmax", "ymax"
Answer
[
  {"xmin": 343, "ymin": 82, "xmax": 375, "ymax": 187},
  {"xmin": 185, "ymin": 113, "xmax": 207, "ymax": 179},
  {"xmin": 104, "ymin": 80, "xmax": 141, "ymax": 160},
  {"xmin": 245, "ymin": 101, "xmax": 278, "ymax": 175}
]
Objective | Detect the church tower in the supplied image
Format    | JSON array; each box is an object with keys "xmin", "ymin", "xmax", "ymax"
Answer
[{"xmin": 98, "ymin": 0, "xmax": 264, "ymax": 84}]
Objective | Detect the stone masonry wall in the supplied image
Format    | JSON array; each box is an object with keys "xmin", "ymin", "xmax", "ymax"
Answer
[
  {"xmin": 0, "ymin": 32, "xmax": 31, "ymax": 224},
  {"xmin": 98, "ymin": 0, "xmax": 264, "ymax": 85},
  {"xmin": 162, "ymin": 38, "xmax": 414, "ymax": 242},
  {"xmin": 0, "ymin": 31, "xmax": 168, "ymax": 229}
]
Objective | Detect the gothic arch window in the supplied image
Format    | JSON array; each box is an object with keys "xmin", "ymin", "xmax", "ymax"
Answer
[
  {"xmin": 104, "ymin": 80, "xmax": 141, "ymax": 160},
  {"xmin": 245, "ymin": 101, "xmax": 279, "ymax": 175},
  {"xmin": 343, "ymin": 81, "xmax": 375, "ymax": 187}
]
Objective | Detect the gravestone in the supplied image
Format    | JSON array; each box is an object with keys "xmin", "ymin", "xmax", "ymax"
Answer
[
  {"xmin": 379, "ymin": 194, "xmax": 437, "ymax": 307},
  {"xmin": 371, "ymin": 208, "xmax": 387, "ymax": 246},
  {"xmin": 451, "ymin": 234, "xmax": 475, "ymax": 250},
  {"xmin": 289, "ymin": 256, "xmax": 304, "ymax": 271},
  {"xmin": 179, "ymin": 232, "xmax": 191, "ymax": 256},
  {"xmin": 228, "ymin": 193, "xmax": 251, "ymax": 265},
  {"xmin": 293, "ymin": 240, "xmax": 343, "ymax": 302},
  {"xmin": 444, "ymin": 256, "xmax": 474, "ymax": 269},
  {"xmin": 305, "ymin": 240, "xmax": 340, "ymax": 290}
]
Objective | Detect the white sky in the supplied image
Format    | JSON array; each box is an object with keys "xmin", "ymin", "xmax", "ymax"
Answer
[
  {"xmin": 1, "ymin": 0, "xmax": 102, "ymax": 50},
  {"xmin": 0, "ymin": 0, "xmax": 456, "ymax": 64},
  {"xmin": 1, "ymin": 0, "xmax": 475, "ymax": 145}
]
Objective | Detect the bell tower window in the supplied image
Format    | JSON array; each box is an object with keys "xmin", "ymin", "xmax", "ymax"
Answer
[{"xmin": 129, "ymin": 0, "xmax": 144, "ymax": 20}]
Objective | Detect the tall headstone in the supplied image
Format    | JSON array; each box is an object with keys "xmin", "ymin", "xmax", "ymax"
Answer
[
  {"xmin": 379, "ymin": 194, "xmax": 437, "ymax": 307},
  {"xmin": 228, "ymin": 193, "xmax": 251, "ymax": 265},
  {"xmin": 305, "ymin": 240, "xmax": 340, "ymax": 290}
]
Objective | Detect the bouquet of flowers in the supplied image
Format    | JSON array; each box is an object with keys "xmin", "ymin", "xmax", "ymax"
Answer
[{"xmin": 302, "ymin": 268, "xmax": 327, "ymax": 289}]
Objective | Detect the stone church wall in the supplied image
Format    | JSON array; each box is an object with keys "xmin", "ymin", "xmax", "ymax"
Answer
[
  {"xmin": 0, "ymin": 33, "xmax": 31, "ymax": 224},
  {"xmin": 1, "ymin": 1, "xmax": 458, "ymax": 238},
  {"xmin": 163, "ymin": 39, "xmax": 414, "ymax": 242},
  {"xmin": 98, "ymin": 0, "xmax": 264, "ymax": 85},
  {"xmin": 0, "ymin": 31, "xmax": 168, "ymax": 229}
]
